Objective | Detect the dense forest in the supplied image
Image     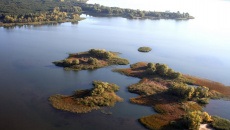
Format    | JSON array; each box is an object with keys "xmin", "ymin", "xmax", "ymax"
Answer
[{"xmin": 0, "ymin": 0, "xmax": 194, "ymax": 26}]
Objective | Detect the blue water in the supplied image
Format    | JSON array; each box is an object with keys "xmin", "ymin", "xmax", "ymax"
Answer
[{"xmin": 0, "ymin": 0, "xmax": 230, "ymax": 129}]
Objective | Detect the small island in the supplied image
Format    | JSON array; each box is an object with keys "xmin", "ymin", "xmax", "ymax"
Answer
[
  {"xmin": 53, "ymin": 49, "xmax": 129, "ymax": 70},
  {"xmin": 138, "ymin": 47, "xmax": 152, "ymax": 52},
  {"xmin": 49, "ymin": 81, "xmax": 123, "ymax": 113},
  {"xmin": 114, "ymin": 62, "xmax": 230, "ymax": 130}
]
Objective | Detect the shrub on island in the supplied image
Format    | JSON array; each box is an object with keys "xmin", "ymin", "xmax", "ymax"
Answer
[
  {"xmin": 144, "ymin": 62, "xmax": 182, "ymax": 79},
  {"xmin": 49, "ymin": 81, "xmax": 123, "ymax": 113},
  {"xmin": 177, "ymin": 111, "xmax": 212, "ymax": 130},
  {"xmin": 168, "ymin": 82, "xmax": 210, "ymax": 104}
]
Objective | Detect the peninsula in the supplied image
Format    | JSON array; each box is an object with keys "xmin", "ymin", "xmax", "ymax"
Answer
[{"xmin": 114, "ymin": 62, "xmax": 230, "ymax": 130}]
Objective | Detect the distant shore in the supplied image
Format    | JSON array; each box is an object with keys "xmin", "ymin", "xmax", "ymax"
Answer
[{"xmin": 0, "ymin": 0, "xmax": 194, "ymax": 27}]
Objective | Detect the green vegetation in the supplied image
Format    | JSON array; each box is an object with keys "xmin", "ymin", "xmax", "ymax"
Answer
[
  {"xmin": 0, "ymin": 0, "xmax": 194, "ymax": 27},
  {"xmin": 49, "ymin": 81, "xmax": 123, "ymax": 113},
  {"xmin": 168, "ymin": 82, "xmax": 210, "ymax": 103},
  {"xmin": 183, "ymin": 111, "xmax": 211, "ymax": 130},
  {"xmin": 184, "ymin": 75, "xmax": 230, "ymax": 98},
  {"xmin": 82, "ymin": 4, "xmax": 194, "ymax": 20},
  {"xmin": 211, "ymin": 116, "xmax": 230, "ymax": 130},
  {"xmin": 114, "ymin": 62, "xmax": 230, "ymax": 129},
  {"xmin": 53, "ymin": 49, "xmax": 129, "ymax": 70},
  {"xmin": 115, "ymin": 62, "xmax": 182, "ymax": 79},
  {"xmin": 0, "ymin": 0, "xmax": 85, "ymax": 27},
  {"xmin": 138, "ymin": 47, "xmax": 152, "ymax": 52}
]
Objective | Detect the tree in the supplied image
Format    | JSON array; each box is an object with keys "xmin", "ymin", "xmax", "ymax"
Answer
[
  {"xmin": 193, "ymin": 86, "xmax": 209, "ymax": 98},
  {"xmin": 156, "ymin": 64, "xmax": 168, "ymax": 77},
  {"xmin": 147, "ymin": 62, "xmax": 155, "ymax": 69},
  {"xmin": 4, "ymin": 15, "xmax": 15, "ymax": 23},
  {"xmin": 88, "ymin": 57, "xmax": 99, "ymax": 65},
  {"xmin": 184, "ymin": 111, "xmax": 202, "ymax": 130},
  {"xmin": 202, "ymin": 112, "xmax": 212, "ymax": 122},
  {"xmin": 167, "ymin": 68, "xmax": 181, "ymax": 79},
  {"xmin": 168, "ymin": 82, "xmax": 195, "ymax": 100}
]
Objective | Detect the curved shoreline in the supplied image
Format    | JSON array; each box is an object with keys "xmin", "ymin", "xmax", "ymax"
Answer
[{"xmin": 114, "ymin": 62, "xmax": 230, "ymax": 129}]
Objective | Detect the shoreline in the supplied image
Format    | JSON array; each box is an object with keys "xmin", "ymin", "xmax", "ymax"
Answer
[
  {"xmin": 114, "ymin": 62, "xmax": 230, "ymax": 129},
  {"xmin": 0, "ymin": 18, "xmax": 85, "ymax": 28}
]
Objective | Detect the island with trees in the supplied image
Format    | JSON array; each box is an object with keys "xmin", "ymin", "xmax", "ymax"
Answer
[
  {"xmin": 49, "ymin": 81, "xmax": 123, "ymax": 113},
  {"xmin": 0, "ymin": 0, "xmax": 194, "ymax": 27},
  {"xmin": 114, "ymin": 62, "xmax": 230, "ymax": 130},
  {"xmin": 50, "ymin": 49, "xmax": 230, "ymax": 129},
  {"xmin": 53, "ymin": 49, "xmax": 129, "ymax": 70}
]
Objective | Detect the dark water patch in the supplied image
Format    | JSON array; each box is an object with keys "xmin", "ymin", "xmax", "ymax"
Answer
[{"xmin": 204, "ymin": 100, "xmax": 230, "ymax": 120}]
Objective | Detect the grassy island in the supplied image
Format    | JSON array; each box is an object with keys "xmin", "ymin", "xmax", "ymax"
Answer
[
  {"xmin": 53, "ymin": 49, "xmax": 129, "ymax": 70},
  {"xmin": 138, "ymin": 47, "xmax": 152, "ymax": 52},
  {"xmin": 49, "ymin": 81, "xmax": 123, "ymax": 113},
  {"xmin": 114, "ymin": 62, "xmax": 230, "ymax": 130}
]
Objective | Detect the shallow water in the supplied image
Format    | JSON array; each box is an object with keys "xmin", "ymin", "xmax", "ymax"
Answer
[{"xmin": 0, "ymin": 0, "xmax": 230, "ymax": 129}]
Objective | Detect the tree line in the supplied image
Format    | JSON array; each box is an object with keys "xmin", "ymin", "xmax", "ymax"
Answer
[{"xmin": 0, "ymin": 0, "xmax": 194, "ymax": 26}]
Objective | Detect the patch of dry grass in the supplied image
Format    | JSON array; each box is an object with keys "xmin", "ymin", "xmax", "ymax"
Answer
[{"xmin": 128, "ymin": 78, "xmax": 167, "ymax": 95}]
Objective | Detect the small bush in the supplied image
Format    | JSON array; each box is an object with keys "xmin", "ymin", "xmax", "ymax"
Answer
[
  {"xmin": 193, "ymin": 86, "xmax": 209, "ymax": 98},
  {"xmin": 168, "ymin": 82, "xmax": 195, "ymax": 100},
  {"xmin": 146, "ymin": 68, "xmax": 155, "ymax": 75},
  {"xmin": 71, "ymin": 59, "xmax": 80, "ymax": 65},
  {"xmin": 179, "ymin": 111, "xmax": 212, "ymax": 130},
  {"xmin": 156, "ymin": 63, "xmax": 169, "ymax": 77},
  {"xmin": 168, "ymin": 83, "xmax": 210, "ymax": 101},
  {"xmin": 89, "ymin": 49, "xmax": 113, "ymax": 59},
  {"xmin": 167, "ymin": 69, "xmax": 181, "ymax": 79},
  {"xmin": 88, "ymin": 57, "xmax": 99, "ymax": 65},
  {"xmin": 147, "ymin": 62, "xmax": 155, "ymax": 69}
]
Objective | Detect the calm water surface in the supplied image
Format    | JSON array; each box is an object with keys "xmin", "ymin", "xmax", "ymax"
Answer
[{"xmin": 0, "ymin": 0, "xmax": 230, "ymax": 129}]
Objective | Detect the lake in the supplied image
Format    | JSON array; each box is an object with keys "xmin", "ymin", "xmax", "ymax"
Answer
[{"xmin": 0, "ymin": 0, "xmax": 230, "ymax": 129}]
